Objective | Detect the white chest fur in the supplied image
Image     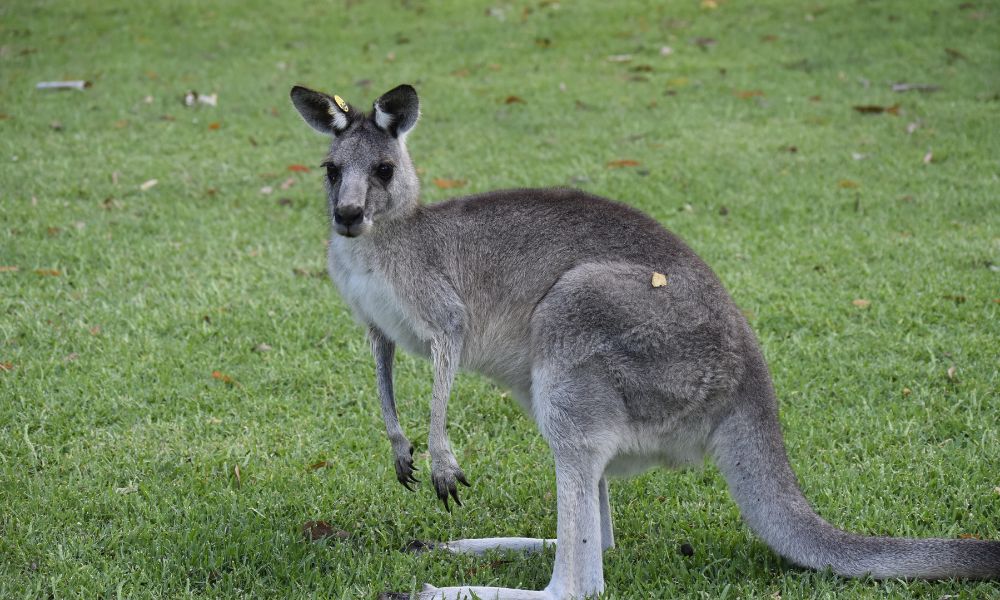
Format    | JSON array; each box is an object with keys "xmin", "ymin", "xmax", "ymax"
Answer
[{"xmin": 327, "ymin": 238, "xmax": 430, "ymax": 357}]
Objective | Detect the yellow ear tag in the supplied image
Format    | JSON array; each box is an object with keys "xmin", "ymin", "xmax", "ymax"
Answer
[{"xmin": 333, "ymin": 95, "xmax": 349, "ymax": 112}]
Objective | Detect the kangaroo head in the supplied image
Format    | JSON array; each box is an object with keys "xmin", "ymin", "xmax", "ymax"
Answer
[{"xmin": 290, "ymin": 84, "xmax": 420, "ymax": 238}]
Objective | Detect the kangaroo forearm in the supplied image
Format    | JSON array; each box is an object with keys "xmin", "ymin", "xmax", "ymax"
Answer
[
  {"xmin": 369, "ymin": 326, "xmax": 403, "ymax": 439},
  {"xmin": 428, "ymin": 334, "xmax": 461, "ymax": 453}
]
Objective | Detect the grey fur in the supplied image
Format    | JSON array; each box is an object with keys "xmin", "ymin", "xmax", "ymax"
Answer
[{"xmin": 291, "ymin": 84, "xmax": 1000, "ymax": 598}]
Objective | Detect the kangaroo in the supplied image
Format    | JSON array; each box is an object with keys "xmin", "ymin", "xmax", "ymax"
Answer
[{"xmin": 289, "ymin": 83, "xmax": 1000, "ymax": 599}]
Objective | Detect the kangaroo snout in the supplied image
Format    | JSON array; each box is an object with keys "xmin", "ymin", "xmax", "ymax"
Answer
[{"xmin": 334, "ymin": 204, "xmax": 367, "ymax": 236}]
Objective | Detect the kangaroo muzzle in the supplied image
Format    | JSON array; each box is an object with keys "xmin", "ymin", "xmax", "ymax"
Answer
[
  {"xmin": 333, "ymin": 204, "xmax": 368, "ymax": 237},
  {"xmin": 335, "ymin": 205, "xmax": 364, "ymax": 228}
]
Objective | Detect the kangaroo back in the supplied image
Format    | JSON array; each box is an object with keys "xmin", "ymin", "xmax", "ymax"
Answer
[{"xmin": 710, "ymin": 349, "xmax": 1000, "ymax": 579}]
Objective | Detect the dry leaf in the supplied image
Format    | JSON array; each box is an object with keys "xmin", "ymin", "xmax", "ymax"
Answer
[
  {"xmin": 233, "ymin": 464, "xmax": 241, "ymax": 487},
  {"xmin": 309, "ymin": 460, "xmax": 330, "ymax": 471},
  {"xmin": 853, "ymin": 103, "xmax": 900, "ymax": 115},
  {"xmin": 208, "ymin": 122, "xmax": 221, "ymax": 130},
  {"xmin": 253, "ymin": 343, "xmax": 272, "ymax": 353},
  {"xmin": 0, "ymin": 362, "xmax": 14, "ymax": 372},
  {"xmin": 923, "ymin": 151, "xmax": 933, "ymax": 164},
  {"xmin": 64, "ymin": 352, "xmax": 79, "ymax": 362},
  {"xmin": 0, "ymin": 266, "xmax": 19, "ymax": 272},
  {"xmin": 287, "ymin": 164, "xmax": 311, "ymax": 173},
  {"xmin": 958, "ymin": 533, "xmax": 982, "ymax": 540},
  {"xmin": 184, "ymin": 91, "xmax": 218, "ymax": 107},
  {"xmin": 279, "ymin": 177, "xmax": 296, "ymax": 190},
  {"xmin": 36, "ymin": 80, "xmax": 91, "ymax": 91},
  {"xmin": 852, "ymin": 298, "xmax": 871, "ymax": 309},
  {"xmin": 451, "ymin": 68, "xmax": 470, "ymax": 78},
  {"xmin": 260, "ymin": 185, "xmax": 274, "ymax": 195},
  {"xmin": 89, "ymin": 325, "xmax": 101, "ymax": 335},
  {"xmin": 34, "ymin": 268, "xmax": 61, "ymax": 276},
  {"xmin": 212, "ymin": 370, "xmax": 235, "ymax": 385},
  {"xmin": 302, "ymin": 520, "xmax": 349, "ymax": 542},
  {"xmin": 293, "ymin": 267, "xmax": 324, "ymax": 278},
  {"xmin": 139, "ymin": 179, "xmax": 158, "ymax": 191},
  {"xmin": 946, "ymin": 366, "xmax": 957, "ymax": 381},
  {"xmin": 945, "ymin": 47, "xmax": 966, "ymax": 62},
  {"xmin": 651, "ymin": 272, "xmax": 667, "ymax": 287},
  {"xmin": 607, "ymin": 159, "xmax": 640, "ymax": 168},
  {"xmin": 902, "ymin": 387, "xmax": 911, "ymax": 396},
  {"xmin": 838, "ymin": 179, "xmax": 860, "ymax": 189},
  {"xmin": 504, "ymin": 95, "xmax": 525, "ymax": 104},
  {"xmin": 735, "ymin": 89, "xmax": 764, "ymax": 99},
  {"xmin": 115, "ymin": 482, "xmax": 139, "ymax": 495},
  {"xmin": 433, "ymin": 178, "xmax": 467, "ymax": 189}
]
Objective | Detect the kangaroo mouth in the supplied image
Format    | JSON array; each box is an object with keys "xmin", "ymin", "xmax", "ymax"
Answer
[{"xmin": 334, "ymin": 221, "xmax": 370, "ymax": 238}]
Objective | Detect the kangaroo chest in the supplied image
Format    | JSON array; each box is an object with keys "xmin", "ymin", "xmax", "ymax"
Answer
[{"xmin": 327, "ymin": 240, "xmax": 430, "ymax": 357}]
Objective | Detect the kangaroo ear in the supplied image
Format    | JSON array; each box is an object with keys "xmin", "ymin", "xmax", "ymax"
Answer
[
  {"xmin": 372, "ymin": 84, "xmax": 419, "ymax": 139},
  {"xmin": 290, "ymin": 85, "xmax": 354, "ymax": 136}
]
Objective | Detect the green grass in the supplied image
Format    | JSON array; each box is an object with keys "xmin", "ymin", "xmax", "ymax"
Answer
[{"xmin": 2, "ymin": 0, "xmax": 998, "ymax": 597}]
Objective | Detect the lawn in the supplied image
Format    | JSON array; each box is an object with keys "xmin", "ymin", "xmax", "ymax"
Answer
[{"xmin": 1, "ymin": 0, "xmax": 998, "ymax": 598}]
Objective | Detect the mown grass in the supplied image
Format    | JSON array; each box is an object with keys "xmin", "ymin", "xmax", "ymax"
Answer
[{"xmin": 1, "ymin": 0, "xmax": 998, "ymax": 598}]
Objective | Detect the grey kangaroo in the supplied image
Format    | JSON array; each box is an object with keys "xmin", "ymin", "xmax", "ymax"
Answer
[{"xmin": 289, "ymin": 83, "xmax": 999, "ymax": 599}]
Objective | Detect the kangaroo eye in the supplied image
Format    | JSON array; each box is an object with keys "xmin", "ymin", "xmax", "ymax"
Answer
[
  {"xmin": 375, "ymin": 163, "xmax": 394, "ymax": 183},
  {"xmin": 324, "ymin": 163, "xmax": 341, "ymax": 183}
]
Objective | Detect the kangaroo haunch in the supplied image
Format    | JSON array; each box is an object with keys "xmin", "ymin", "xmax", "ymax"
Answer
[{"xmin": 289, "ymin": 83, "xmax": 1000, "ymax": 599}]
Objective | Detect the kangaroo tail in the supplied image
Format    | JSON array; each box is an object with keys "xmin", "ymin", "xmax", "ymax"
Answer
[{"xmin": 709, "ymin": 354, "xmax": 1000, "ymax": 579}]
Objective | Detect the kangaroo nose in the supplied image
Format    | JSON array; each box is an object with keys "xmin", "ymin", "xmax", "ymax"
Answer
[{"xmin": 335, "ymin": 205, "xmax": 364, "ymax": 227}]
